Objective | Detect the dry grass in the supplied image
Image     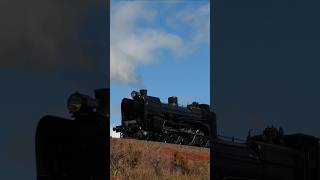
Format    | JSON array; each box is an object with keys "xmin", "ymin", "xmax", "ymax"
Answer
[{"xmin": 110, "ymin": 138, "xmax": 210, "ymax": 180}]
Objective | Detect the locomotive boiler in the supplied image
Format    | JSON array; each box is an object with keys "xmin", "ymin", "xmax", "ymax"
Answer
[
  {"xmin": 113, "ymin": 89, "xmax": 215, "ymax": 147},
  {"xmin": 35, "ymin": 88, "xmax": 109, "ymax": 180}
]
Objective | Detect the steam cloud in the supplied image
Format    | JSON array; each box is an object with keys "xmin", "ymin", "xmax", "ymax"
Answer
[
  {"xmin": 110, "ymin": 128, "xmax": 120, "ymax": 138},
  {"xmin": 110, "ymin": 1, "xmax": 210, "ymax": 84}
]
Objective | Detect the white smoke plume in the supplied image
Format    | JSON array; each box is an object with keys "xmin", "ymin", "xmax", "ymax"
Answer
[
  {"xmin": 110, "ymin": 128, "xmax": 120, "ymax": 138},
  {"xmin": 110, "ymin": 1, "xmax": 210, "ymax": 84}
]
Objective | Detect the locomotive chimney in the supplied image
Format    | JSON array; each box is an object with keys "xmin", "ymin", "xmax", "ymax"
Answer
[
  {"xmin": 168, "ymin": 96, "xmax": 178, "ymax": 106},
  {"xmin": 140, "ymin": 89, "xmax": 147, "ymax": 96}
]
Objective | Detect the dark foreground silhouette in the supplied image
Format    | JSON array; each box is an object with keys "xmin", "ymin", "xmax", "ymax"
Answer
[
  {"xmin": 35, "ymin": 88, "xmax": 109, "ymax": 180},
  {"xmin": 211, "ymin": 126, "xmax": 320, "ymax": 180}
]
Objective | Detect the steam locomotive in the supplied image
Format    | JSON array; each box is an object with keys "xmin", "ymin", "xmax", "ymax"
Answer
[
  {"xmin": 35, "ymin": 88, "xmax": 109, "ymax": 180},
  {"xmin": 113, "ymin": 89, "xmax": 215, "ymax": 147}
]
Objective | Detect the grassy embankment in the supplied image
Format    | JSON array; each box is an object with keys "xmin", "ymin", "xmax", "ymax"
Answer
[{"xmin": 110, "ymin": 138, "xmax": 210, "ymax": 180}]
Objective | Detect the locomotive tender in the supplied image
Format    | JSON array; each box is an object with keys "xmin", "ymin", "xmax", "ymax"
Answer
[{"xmin": 113, "ymin": 89, "xmax": 215, "ymax": 147}]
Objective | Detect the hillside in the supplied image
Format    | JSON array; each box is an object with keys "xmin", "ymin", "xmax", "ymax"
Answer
[{"xmin": 110, "ymin": 137, "xmax": 210, "ymax": 180}]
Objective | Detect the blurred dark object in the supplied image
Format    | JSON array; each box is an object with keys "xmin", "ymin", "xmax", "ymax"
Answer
[
  {"xmin": 212, "ymin": 125, "xmax": 320, "ymax": 180},
  {"xmin": 35, "ymin": 88, "xmax": 109, "ymax": 180}
]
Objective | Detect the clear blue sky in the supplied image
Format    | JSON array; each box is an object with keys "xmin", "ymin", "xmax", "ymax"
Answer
[{"xmin": 110, "ymin": 0, "xmax": 210, "ymax": 135}]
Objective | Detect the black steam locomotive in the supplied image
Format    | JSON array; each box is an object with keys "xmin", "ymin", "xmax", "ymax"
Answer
[
  {"xmin": 113, "ymin": 89, "xmax": 215, "ymax": 147},
  {"xmin": 35, "ymin": 88, "xmax": 109, "ymax": 180}
]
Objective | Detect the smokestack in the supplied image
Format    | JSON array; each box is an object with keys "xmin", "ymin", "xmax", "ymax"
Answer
[{"xmin": 168, "ymin": 96, "xmax": 178, "ymax": 106}]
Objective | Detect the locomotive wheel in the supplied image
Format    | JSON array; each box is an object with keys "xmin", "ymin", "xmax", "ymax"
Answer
[
  {"xmin": 175, "ymin": 136, "xmax": 182, "ymax": 144},
  {"xmin": 198, "ymin": 136, "xmax": 208, "ymax": 147},
  {"xmin": 189, "ymin": 135, "xmax": 202, "ymax": 146},
  {"xmin": 189, "ymin": 135, "xmax": 201, "ymax": 146},
  {"xmin": 165, "ymin": 134, "xmax": 178, "ymax": 144},
  {"xmin": 189, "ymin": 135, "xmax": 197, "ymax": 145},
  {"xmin": 181, "ymin": 136, "xmax": 190, "ymax": 145}
]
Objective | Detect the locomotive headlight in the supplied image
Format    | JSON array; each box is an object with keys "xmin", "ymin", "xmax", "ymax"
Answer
[{"xmin": 67, "ymin": 93, "xmax": 83, "ymax": 113}]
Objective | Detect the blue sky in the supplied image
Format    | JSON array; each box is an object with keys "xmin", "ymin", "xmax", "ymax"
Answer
[{"xmin": 110, "ymin": 0, "xmax": 210, "ymax": 137}]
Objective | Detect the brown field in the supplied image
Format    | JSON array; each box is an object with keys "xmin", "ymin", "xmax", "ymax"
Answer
[{"xmin": 110, "ymin": 137, "xmax": 210, "ymax": 180}]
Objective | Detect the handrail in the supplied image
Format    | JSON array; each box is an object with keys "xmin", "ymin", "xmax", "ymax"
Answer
[{"xmin": 217, "ymin": 134, "xmax": 247, "ymax": 143}]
